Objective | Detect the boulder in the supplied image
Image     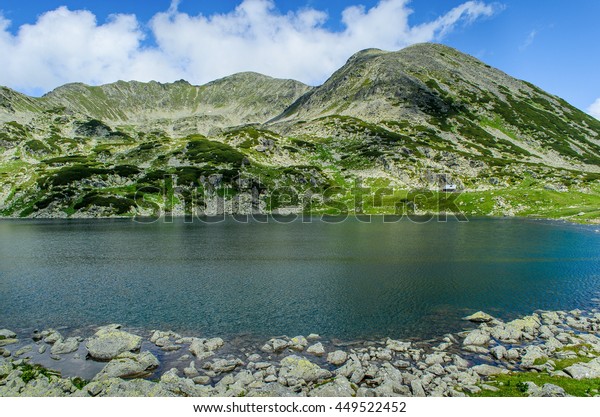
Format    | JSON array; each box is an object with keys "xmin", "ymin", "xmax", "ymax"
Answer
[
  {"xmin": 306, "ymin": 342, "xmax": 325, "ymax": 356},
  {"xmin": 472, "ymin": 364, "xmax": 506, "ymax": 376},
  {"xmin": 246, "ymin": 383, "xmax": 300, "ymax": 397},
  {"xmin": 564, "ymin": 358, "xmax": 600, "ymax": 379},
  {"xmin": 261, "ymin": 338, "xmax": 289, "ymax": 353},
  {"xmin": 506, "ymin": 315, "xmax": 541, "ymax": 334},
  {"xmin": 279, "ymin": 355, "xmax": 331, "ymax": 383},
  {"xmin": 94, "ymin": 351, "xmax": 159, "ymax": 380},
  {"xmin": 309, "ymin": 376, "xmax": 355, "ymax": 397},
  {"xmin": 206, "ymin": 358, "xmax": 243, "ymax": 374},
  {"xmin": 0, "ymin": 329, "xmax": 17, "ymax": 339},
  {"xmin": 540, "ymin": 383, "xmax": 567, "ymax": 397},
  {"xmin": 327, "ymin": 350, "xmax": 348, "ymax": 366},
  {"xmin": 463, "ymin": 329, "xmax": 490, "ymax": 346},
  {"xmin": 82, "ymin": 377, "xmax": 175, "ymax": 397},
  {"xmin": 51, "ymin": 337, "xmax": 80, "ymax": 355},
  {"xmin": 42, "ymin": 330, "xmax": 62, "ymax": 345},
  {"xmin": 386, "ymin": 339, "xmax": 411, "ymax": 352},
  {"xmin": 289, "ymin": 336, "xmax": 308, "ymax": 351},
  {"xmin": 464, "ymin": 311, "xmax": 495, "ymax": 323},
  {"xmin": 183, "ymin": 361, "xmax": 200, "ymax": 378},
  {"xmin": 86, "ymin": 327, "xmax": 142, "ymax": 361},
  {"xmin": 410, "ymin": 379, "xmax": 426, "ymax": 397},
  {"xmin": 491, "ymin": 325, "xmax": 522, "ymax": 342},
  {"xmin": 189, "ymin": 337, "xmax": 224, "ymax": 359},
  {"xmin": 490, "ymin": 345, "xmax": 507, "ymax": 360},
  {"xmin": 0, "ymin": 339, "xmax": 18, "ymax": 347}
]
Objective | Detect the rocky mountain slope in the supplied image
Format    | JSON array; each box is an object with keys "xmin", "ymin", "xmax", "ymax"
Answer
[{"xmin": 0, "ymin": 43, "xmax": 599, "ymax": 220}]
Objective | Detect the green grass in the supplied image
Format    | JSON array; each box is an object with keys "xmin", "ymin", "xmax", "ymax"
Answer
[
  {"xmin": 16, "ymin": 363, "xmax": 60, "ymax": 384},
  {"xmin": 473, "ymin": 372, "xmax": 600, "ymax": 397}
]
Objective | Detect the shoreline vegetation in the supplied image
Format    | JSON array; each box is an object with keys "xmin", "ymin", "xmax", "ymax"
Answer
[{"xmin": 2, "ymin": 305, "xmax": 600, "ymax": 397}]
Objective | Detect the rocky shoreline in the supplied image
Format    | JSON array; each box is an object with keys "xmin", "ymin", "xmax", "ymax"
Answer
[{"xmin": 2, "ymin": 306, "xmax": 600, "ymax": 397}]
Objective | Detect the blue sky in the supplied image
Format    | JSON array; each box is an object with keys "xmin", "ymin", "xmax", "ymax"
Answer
[{"xmin": 0, "ymin": 0, "xmax": 599, "ymax": 116}]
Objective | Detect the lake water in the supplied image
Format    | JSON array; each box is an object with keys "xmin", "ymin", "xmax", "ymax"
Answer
[{"xmin": 1, "ymin": 217, "xmax": 599, "ymax": 341}]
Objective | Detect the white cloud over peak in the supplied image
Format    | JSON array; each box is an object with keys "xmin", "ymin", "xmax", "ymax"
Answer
[
  {"xmin": 0, "ymin": 0, "xmax": 499, "ymax": 95},
  {"xmin": 588, "ymin": 98, "xmax": 600, "ymax": 120}
]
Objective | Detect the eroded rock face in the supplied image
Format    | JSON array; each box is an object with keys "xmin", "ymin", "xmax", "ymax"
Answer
[{"xmin": 86, "ymin": 326, "xmax": 142, "ymax": 361}]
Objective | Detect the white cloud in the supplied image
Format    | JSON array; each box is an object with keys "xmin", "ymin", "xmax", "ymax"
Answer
[
  {"xmin": 588, "ymin": 98, "xmax": 600, "ymax": 120},
  {"xmin": 0, "ymin": 0, "xmax": 499, "ymax": 95},
  {"xmin": 519, "ymin": 29, "xmax": 537, "ymax": 51}
]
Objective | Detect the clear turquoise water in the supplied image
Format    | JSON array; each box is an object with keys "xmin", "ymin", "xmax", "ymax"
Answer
[{"xmin": 1, "ymin": 217, "xmax": 599, "ymax": 340}]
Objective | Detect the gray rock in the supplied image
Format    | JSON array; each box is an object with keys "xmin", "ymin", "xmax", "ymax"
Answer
[
  {"xmin": 309, "ymin": 376, "xmax": 355, "ymax": 397},
  {"xmin": 427, "ymin": 364, "xmax": 445, "ymax": 376},
  {"xmin": 94, "ymin": 351, "xmax": 159, "ymax": 380},
  {"xmin": 480, "ymin": 383, "xmax": 499, "ymax": 392},
  {"xmin": 207, "ymin": 358, "xmax": 243, "ymax": 374},
  {"xmin": 307, "ymin": 334, "xmax": 320, "ymax": 340},
  {"xmin": 327, "ymin": 350, "xmax": 348, "ymax": 366},
  {"xmin": 564, "ymin": 358, "xmax": 600, "ymax": 379},
  {"xmin": 472, "ymin": 364, "xmax": 506, "ymax": 376},
  {"xmin": 51, "ymin": 337, "xmax": 80, "ymax": 355},
  {"xmin": 491, "ymin": 326, "xmax": 522, "ymax": 342},
  {"xmin": 289, "ymin": 336, "xmax": 308, "ymax": 351},
  {"xmin": 183, "ymin": 361, "xmax": 199, "ymax": 378},
  {"xmin": 246, "ymin": 383, "xmax": 300, "ymax": 397},
  {"xmin": 279, "ymin": 355, "xmax": 331, "ymax": 383},
  {"xmin": 306, "ymin": 342, "xmax": 325, "ymax": 356},
  {"xmin": 88, "ymin": 377, "xmax": 175, "ymax": 397},
  {"xmin": 247, "ymin": 353, "xmax": 261, "ymax": 362},
  {"xmin": 261, "ymin": 338, "xmax": 289, "ymax": 353},
  {"xmin": 86, "ymin": 328, "xmax": 142, "ymax": 361},
  {"xmin": 0, "ymin": 329, "xmax": 17, "ymax": 339},
  {"xmin": 424, "ymin": 353, "xmax": 445, "ymax": 366},
  {"xmin": 541, "ymin": 383, "xmax": 567, "ymax": 397},
  {"xmin": 192, "ymin": 376, "xmax": 211, "ymax": 385},
  {"xmin": 410, "ymin": 379, "xmax": 426, "ymax": 397},
  {"xmin": 463, "ymin": 329, "xmax": 490, "ymax": 346},
  {"xmin": 0, "ymin": 339, "xmax": 18, "ymax": 347},
  {"xmin": 189, "ymin": 337, "xmax": 223, "ymax": 359},
  {"xmin": 490, "ymin": 345, "xmax": 507, "ymax": 360},
  {"xmin": 505, "ymin": 348, "xmax": 520, "ymax": 361},
  {"xmin": 462, "ymin": 345, "xmax": 489, "ymax": 354},
  {"xmin": 43, "ymin": 330, "xmax": 62, "ymax": 345},
  {"xmin": 464, "ymin": 311, "xmax": 495, "ymax": 323},
  {"xmin": 14, "ymin": 345, "xmax": 33, "ymax": 358},
  {"xmin": 462, "ymin": 385, "xmax": 481, "ymax": 394},
  {"xmin": 386, "ymin": 339, "xmax": 411, "ymax": 352},
  {"xmin": 521, "ymin": 345, "xmax": 546, "ymax": 366},
  {"xmin": 452, "ymin": 355, "xmax": 470, "ymax": 369}
]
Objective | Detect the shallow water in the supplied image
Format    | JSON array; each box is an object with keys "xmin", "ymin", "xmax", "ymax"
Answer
[{"xmin": 1, "ymin": 216, "xmax": 599, "ymax": 340}]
